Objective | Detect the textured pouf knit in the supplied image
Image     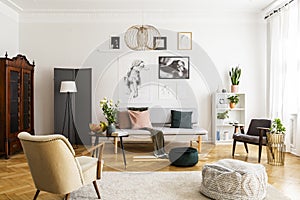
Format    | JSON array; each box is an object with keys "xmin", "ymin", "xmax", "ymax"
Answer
[
  {"xmin": 200, "ymin": 159, "xmax": 268, "ymax": 200},
  {"xmin": 169, "ymin": 147, "xmax": 198, "ymax": 167}
]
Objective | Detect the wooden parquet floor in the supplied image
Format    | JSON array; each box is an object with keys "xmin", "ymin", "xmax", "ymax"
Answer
[{"xmin": 0, "ymin": 141, "xmax": 300, "ymax": 200}]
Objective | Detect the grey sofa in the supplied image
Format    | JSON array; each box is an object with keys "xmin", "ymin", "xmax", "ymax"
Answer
[{"xmin": 116, "ymin": 107, "xmax": 208, "ymax": 152}]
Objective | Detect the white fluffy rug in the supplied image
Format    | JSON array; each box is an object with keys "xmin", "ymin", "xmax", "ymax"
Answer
[{"xmin": 71, "ymin": 171, "xmax": 290, "ymax": 200}]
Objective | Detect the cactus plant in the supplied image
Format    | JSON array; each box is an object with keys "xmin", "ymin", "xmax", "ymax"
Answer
[{"xmin": 229, "ymin": 66, "xmax": 241, "ymax": 85}]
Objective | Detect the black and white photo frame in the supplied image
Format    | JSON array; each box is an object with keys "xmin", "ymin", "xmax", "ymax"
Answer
[
  {"xmin": 159, "ymin": 56, "xmax": 190, "ymax": 79},
  {"xmin": 110, "ymin": 36, "xmax": 120, "ymax": 49},
  {"xmin": 153, "ymin": 36, "xmax": 167, "ymax": 50}
]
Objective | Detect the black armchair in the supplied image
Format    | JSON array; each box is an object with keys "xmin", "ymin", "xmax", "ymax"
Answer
[{"xmin": 232, "ymin": 119, "xmax": 271, "ymax": 163}]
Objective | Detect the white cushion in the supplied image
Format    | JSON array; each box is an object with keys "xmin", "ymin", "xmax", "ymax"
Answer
[{"xmin": 76, "ymin": 156, "xmax": 99, "ymax": 184}]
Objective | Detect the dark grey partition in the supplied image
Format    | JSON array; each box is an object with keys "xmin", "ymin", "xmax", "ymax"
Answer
[{"xmin": 54, "ymin": 68, "xmax": 92, "ymax": 145}]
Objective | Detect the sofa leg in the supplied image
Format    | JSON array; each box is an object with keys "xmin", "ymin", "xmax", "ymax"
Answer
[
  {"xmin": 197, "ymin": 136, "xmax": 202, "ymax": 153},
  {"xmin": 114, "ymin": 137, "xmax": 118, "ymax": 154}
]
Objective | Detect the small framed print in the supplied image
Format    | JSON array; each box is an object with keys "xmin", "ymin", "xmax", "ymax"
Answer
[
  {"xmin": 153, "ymin": 36, "xmax": 167, "ymax": 50},
  {"xmin": 178, "ymin": 32, "xmax": 192, "ymax": 50},
  {"xmin": 110, "ymin": 36, "xmax": 120, "ymax": 49},
  {"xmin": 217, "ymin": 94, "xmax": 229, "ymax": 108}
]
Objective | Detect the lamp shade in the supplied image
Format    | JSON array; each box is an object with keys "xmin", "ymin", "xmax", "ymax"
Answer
[{"xmin": 60, "ymin": 81, "xmax": 77, "ymax": 93}]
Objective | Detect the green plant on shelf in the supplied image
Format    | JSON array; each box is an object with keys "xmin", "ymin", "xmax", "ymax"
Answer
[
  {"xmin": 217, "ymin": 110, "xmax": 229, "ymax": 119},
  {"xmin": 227, "ymin": 95, "xmax": 239, "ymax": 104}
]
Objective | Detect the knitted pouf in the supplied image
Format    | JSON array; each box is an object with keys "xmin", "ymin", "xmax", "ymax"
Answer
[
  {"xmin": 200, "ymin": 159, "xmax": 268, "ymax": 200},
  {"xmin": 169, "ymin": 147, "xmax": 198, "ymax": 167}
]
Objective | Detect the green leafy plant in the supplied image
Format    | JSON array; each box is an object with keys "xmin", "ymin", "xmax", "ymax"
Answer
[
  {"xmin": 227, "ymin": 95, "xmax": 239, "ymax": 104},
  {"xmin": 270, "ymin": 118, "xmax": 286, "ymax": 134},
  {"xmin": 229, "ymin": 66, "xmax": 241, "ymax": 85},
  {"xmin": 217, "ymin": 110, "xmax": 229, "ymax": 119},
  {"xmin": 100, "ymin": 97, "xmax": 119, "ymax": 124}
]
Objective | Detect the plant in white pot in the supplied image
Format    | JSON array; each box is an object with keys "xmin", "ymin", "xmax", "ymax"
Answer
[
  {"xmin": 267, "ymin": 118, "xmax": 286, "ymax": 166},
  {"xmin": 229, "ymin": 66, "xmax": 241, "ymax": 93}
]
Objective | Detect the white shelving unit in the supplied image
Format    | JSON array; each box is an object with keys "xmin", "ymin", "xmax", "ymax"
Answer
[{"xmin": 212, "ymin": 93, "xmax": 246, "ymax": 144}]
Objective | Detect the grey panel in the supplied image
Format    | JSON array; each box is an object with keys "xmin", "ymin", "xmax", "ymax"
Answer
[
  {"xmin": 74, "ymin": 69, "xmax": 91, "ymax": 145},
  {"xmin": 54, "ymin": 68, "xmax": 92, "ymax": 145},
  {"xmin": 54, "ymin": 69, "xmax": 75, "ymax": 136}
]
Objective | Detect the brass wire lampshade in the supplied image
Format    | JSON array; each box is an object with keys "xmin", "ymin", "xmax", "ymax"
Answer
[{"xmin": 124, "ymin": 25, "xmax": 160, "ymax": 50}]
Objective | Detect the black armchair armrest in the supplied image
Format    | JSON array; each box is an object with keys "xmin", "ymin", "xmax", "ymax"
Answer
[{"xmin": 256, "ymin": 127, "xmax": 270, "ymax": 145}]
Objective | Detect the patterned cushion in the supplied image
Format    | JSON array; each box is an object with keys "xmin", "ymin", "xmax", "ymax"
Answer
[{"xmin": 200, "ymin": 159, "xmax": 268, "ymax": 200}]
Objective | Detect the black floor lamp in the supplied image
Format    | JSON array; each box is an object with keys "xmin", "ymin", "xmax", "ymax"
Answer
[{"xmin": 60, "ymin": 81, "xmax": 79, "ymax": 145}]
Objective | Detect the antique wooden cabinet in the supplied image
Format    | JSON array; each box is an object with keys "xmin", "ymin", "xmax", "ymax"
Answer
[{"xmin": 0, "ymin": 53, "xmax": 35, "ymax": 158}]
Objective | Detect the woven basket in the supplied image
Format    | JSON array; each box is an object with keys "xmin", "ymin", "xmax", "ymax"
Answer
[{"xmin": 266, "ymin": 133, "xmax": 285, "ymax": 166}]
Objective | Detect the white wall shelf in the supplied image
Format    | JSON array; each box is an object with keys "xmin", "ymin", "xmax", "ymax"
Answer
[{"xmin": 212, "ymin": 93, "xmax": 246, "ymax": 144}]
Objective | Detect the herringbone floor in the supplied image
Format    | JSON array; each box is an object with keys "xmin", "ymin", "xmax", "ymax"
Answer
[{"xmin": 1, "ymin": 141, "xmax": 300, "ymax": 200}]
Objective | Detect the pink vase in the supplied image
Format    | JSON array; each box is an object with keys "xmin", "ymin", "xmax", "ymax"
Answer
[{"xmin": 231, "ymin": 85, "xmax": 239, "ymax": 93}]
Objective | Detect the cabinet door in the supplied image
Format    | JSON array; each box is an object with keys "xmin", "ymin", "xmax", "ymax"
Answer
[
  {"xmin": 21, "ymin": 69, "xmax": 33, "ymax": 131},
  {"xmin": 7, "ymin": 67, "xmax": 21, "ymax": 135}
]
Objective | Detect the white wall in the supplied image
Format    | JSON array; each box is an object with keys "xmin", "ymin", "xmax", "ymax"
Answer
[
  {"xmin": 19, "ymin": 11, "xmax": 267, "ymax": 140},
  {"xmin": 0, "ymin": 2, "xmax": 19, "ymax": 56}
]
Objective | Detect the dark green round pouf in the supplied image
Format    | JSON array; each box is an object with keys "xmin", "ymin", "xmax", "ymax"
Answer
[{"xmin": 169, "ymin": 147, "xmax": 198, "ymax": 167}]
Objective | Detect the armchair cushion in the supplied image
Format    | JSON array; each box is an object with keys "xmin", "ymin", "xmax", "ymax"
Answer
[
  {"xmin": 76, "ymin": 156, "xmax": 99, "ymax": 184},
  {"xmin": 233, "ymin": 133, "xmax": 267, "ymax": 145}
]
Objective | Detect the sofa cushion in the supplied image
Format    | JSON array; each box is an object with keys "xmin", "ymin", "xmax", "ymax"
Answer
[
  {"xmin": 171, "ymin": 110, "xmax": 192, "ymax": 128},
  {"xmin": 127, "ymin": 107, "xmax": 148, "ymax": 111},
  {"xmin": 128, "ymin": 110, "xmax": 153, "ymax": 129},
  {"xmin": 117, "ymin": 111, "xmax": 131, "ymax": 129}
]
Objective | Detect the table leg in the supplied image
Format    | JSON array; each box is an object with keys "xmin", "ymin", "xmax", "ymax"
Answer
[
  {"xmin": 114, "ymin": 137, "xmax": 118, "ymax": 154},
  {"xmin": 119, "ymin": 137, "xmax": 126, "ymax": 168}
]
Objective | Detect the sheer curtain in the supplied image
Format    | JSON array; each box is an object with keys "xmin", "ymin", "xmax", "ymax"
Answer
[{"xmin": 267, "ymin": 0, "xmax": 300, "ymax": 153}]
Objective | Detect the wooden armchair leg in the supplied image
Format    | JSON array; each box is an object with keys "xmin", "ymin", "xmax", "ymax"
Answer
[
  {"xmin": 65, "ymin": 193, "xmax": 70, "ymax": 200},
  {"xmin": 93, "ymin": 180, "xmax": 101, "ymax": 199},
  {"xmin": 33, "ymin": 189, "xmax": 40, "ymax": 200},
  {"xmin": 258, "ymin": 144, "xmax": 262, "ymax": 163},
  {"xmin": 232, "ymin": 140, "xmax": 236, "ymax": 157},
  {"xmin": 244, "ymin": 143, "xmax": 249, "ymax": 153}
]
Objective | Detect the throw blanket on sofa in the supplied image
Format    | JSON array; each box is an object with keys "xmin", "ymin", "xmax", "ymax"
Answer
[{"xmin": 142, "ymin": 127, "xmax": 168, "ymax": 159}]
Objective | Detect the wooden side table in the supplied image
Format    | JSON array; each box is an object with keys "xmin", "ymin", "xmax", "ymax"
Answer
[{"xmin": 90, "ymin": 131, "xmax": 129, "ymax": 168}]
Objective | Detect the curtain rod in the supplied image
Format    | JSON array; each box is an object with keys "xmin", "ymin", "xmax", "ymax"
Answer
[{"xmin": 264, "ymin": 0, "xmax": 295, "ymax": 19}]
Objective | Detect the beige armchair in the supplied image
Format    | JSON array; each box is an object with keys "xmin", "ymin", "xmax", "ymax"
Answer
[{"xmin": 18, "ymin": 132, "xmax": 105, "ymax": 199}]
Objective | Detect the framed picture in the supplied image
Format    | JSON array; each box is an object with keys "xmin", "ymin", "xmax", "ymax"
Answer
[
  {"xmin": 110, "ymin": 36, "xmax": 120, "ymax": 49},
  {"xmin": 159, "ymin": 56, "xmax": 190, "ymax": 79},
  {"xmin": 177, "ymin": 32, "xmax": 192, "ymax": 50},
  {"xmin": 153, "ymin": 36, "xmax": 167, "ymax": 50}
]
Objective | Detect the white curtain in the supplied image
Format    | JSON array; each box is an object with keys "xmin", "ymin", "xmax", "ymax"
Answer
[{"xmin": 267, "ymin": 0, "xmax": 300, "ymax": 153}]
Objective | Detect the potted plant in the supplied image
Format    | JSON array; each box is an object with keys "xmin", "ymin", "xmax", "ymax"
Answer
[
  {"xmin": 217, "ymin": 110, "xmax": 229, "ymax": 120},
  {"xmin": 100, "ymin": 97, "xmax": 119, "ymax": 136},
  {"xmin": 227, "ymin": 95, "xmax": 239, "ymax": 109},
  {"xmin": 217, "ymin": 110, "xmax": 229, "ymax": 126},
  {"xmin": 229, "ymin": 66, "xmax": 241, "ymax": 93},
  {"xmin": 267, "ymin": 118, "xmax": 286, "ymax": 166},
  {"xmin": 268, "ymin": 118, "xmax": 286, "ymax": 143}
]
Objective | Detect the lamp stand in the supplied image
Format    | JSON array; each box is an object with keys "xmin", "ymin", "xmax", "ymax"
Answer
[{"xmin": 62, "ymin": 92, "xmax": 80, "ymax": 147}]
